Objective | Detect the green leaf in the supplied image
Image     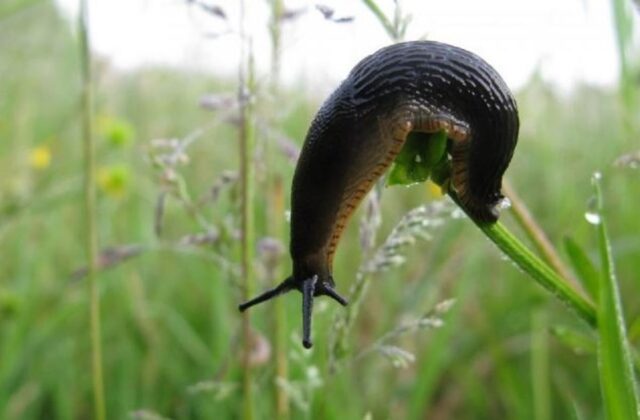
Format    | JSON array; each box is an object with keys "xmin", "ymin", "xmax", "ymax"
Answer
[
  {"xmin": 551, "ymin": 325, "xmax": 596, "ymax": 356},
  {"xmin": 387, "ymin": 130, "xmax": 447, "ymax": 186},
  {"xmin": 629, "ymin": 316, "xmax": 640, "ymax": 343},
  {"xmin": 474, "ymin": 220, "xmax": 597, "ymax": 328},
  {"xmin": 592, "ymin": 173, "xmax": 640, "ymax": 420},
  {"xmin": 563, "ymin": 236, "xmax": 600, "ymax": 300}
]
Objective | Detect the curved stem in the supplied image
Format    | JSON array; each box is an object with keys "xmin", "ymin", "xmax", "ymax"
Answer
[
  {"xmin": 448, "ymin": 192, "xmax": 597, "ymax": 328},
  {"xmin": 503, "ymin": 180, "xmax": 580, "ymax": 290}
]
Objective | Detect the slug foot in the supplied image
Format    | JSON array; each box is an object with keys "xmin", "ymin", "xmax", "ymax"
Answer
[{"xmin": 238, "ymin": 275, "xmax": 348, "ymax": 348}]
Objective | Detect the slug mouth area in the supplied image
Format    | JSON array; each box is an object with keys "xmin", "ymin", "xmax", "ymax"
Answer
[
  {"xmin": 463, "ymin": 199, "xmax": 500, "ymax": 223},
  {"xmin": 238, "ymin": 275, "xmax": 348, "ymax": 348}
]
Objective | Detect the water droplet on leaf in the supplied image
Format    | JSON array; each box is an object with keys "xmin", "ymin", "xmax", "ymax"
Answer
[
  {"xmin": 585, "ymin": 211, "xmax": 601, "ymax": 225},
  {"xmin": 585, "ymin": 195, "xmax": 601, "ymax": 225},
  {"xmin": 496, "ymin": 197, "xmax": 511, "ymax": 210}
]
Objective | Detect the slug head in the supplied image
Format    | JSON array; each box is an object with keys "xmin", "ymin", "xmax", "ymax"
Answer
[
  {"xmin": 462, "ymin": 190, "xmax": 504, "ymax": 223},
  {"xmin": 238, "ymin": 275, "xmax": 347, "ymax": 348}
]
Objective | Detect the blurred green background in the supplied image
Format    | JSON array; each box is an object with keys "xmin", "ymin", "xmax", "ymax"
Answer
[{"xmin": 1, "ymin": 1, "xmax": 639, "ymax": 419}]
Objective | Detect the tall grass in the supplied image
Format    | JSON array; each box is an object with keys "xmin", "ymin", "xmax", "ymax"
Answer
[
  {"xmin": 266, "ymin": 0, "xmax": 290, "ymax": 417},
  {"xmin": 1, "ymin": 1, "xmax": 639, "ymax": 418},
  {"xmin": 238, "ymin": 1, "xmax": 256, "ymax": 418},
  {"xmin": 610, "ymin": 0, "xmax": 639, "ymax": 110},
  {"xmin": 592, "ymin": 173, "xmax": 639, "ymax": 419},
  {"xmin": 78, "ymin": 0, "xmax": 106, "ymax": 418}
]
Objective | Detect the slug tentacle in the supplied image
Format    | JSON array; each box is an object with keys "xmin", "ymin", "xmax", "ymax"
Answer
[
  {"xmin": 239, "ymin": 40, "xmax": 519, "ymax": 347},
  {"xmin": 237, "ymin": 276, "xmax": 294, "ymax": 312},
  {"xmin": 301, "ymin": 276, "xmax": 316, "ymax": 349}
]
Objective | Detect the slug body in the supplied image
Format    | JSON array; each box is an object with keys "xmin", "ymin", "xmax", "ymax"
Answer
[{"xmin": 239, "ymin": 41, "xmax": 519, "ymax": 348}]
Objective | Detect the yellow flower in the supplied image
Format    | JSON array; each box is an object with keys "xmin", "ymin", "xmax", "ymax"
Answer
[
  {"xmin": 30, "ymin": 146, "xmax": 52, "ymax": 170},
  {"xmin": 98, "ymin": 165, "xmax": 130, "ymax": 199},
  {"xmin": 426, "ymin": 180, "xmax": 443, "ymax": 198}
]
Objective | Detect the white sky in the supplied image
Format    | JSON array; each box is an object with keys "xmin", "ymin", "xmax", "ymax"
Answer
[{"xmin": 54, "ymin": 0, "xmax": 631, "ymax": 95}]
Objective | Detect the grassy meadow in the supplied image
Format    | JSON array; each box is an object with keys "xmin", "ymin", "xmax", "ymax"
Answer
[{"xmin": 1, "ymin": 1, "xmax": 639, "ymax": 419}]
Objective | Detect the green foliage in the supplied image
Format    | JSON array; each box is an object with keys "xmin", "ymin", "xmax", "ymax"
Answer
[
  {"xmin": 564, "ymin": 236, "xmax": 600, "ymax": 300},
  {"xmin": 593, "ymin": 174, "xmax": 640, "ymax": 420},
  {"xmin": 610, "ymin": 0, "xmax": 639, "ymax": 109},
  {"xmin": 552, "ymin": 325, "xmax": 597, "ymax": 356},
  {"xmin": 361, "ymin": 0, "xmax": 411, "ymax": 42},
  {"xmin": 1, "ymin": 1, "xmax": 640, "ymax": 419},
  {"xmin": 387, "ymin": 130, "xmax": 448, "ymax": 186}
]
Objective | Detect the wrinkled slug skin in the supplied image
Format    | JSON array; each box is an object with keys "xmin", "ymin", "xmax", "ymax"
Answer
[
  {"xmin": 239, "ymin": 40, "xmax": 519, "ymax": 348},
  {"xmin": 291, "ymin": 40, "xmax": 519, "ymax": 280}
]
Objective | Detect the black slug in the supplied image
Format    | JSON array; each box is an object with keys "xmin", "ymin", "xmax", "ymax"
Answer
[{"xmin": 239, "ymin": 40, "xmax": 519, "ymax": 348}]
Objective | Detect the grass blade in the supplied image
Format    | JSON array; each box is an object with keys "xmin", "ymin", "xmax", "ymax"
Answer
[
  {"xmin": 78, "ymin": 1, "xmax": 106, "ymax": 418},
  {"xmin": 471, "ymin": 218, "xmax": 597, "ymax": 328},
  {"xmin": 551, "ymin": 325, "xmax": 597, "ymax": 356},
  {"xmin": 531, "ymin": 310, "xmax": 551, "ymax": 420},
  {"xmin": 361, "ymin": 0, "xmax": 396, "ymax": 41},
  {"xmin": 238, "ymin": 2, "xmax": 256, "ymax": 418},
  {"xmin": 609, "ymin": 0, "xmax": 638, "ymax": 109},
  {"xmin": 504, "ymin": 181, "xmax": 578, "ymax": 287},
  {"xmin": 563, "ymin": 236, "xmax": 600, "ymax": 300},
  {"xmin": 592, "ymin": 172, "xmax": 640, "ymax": 420}
]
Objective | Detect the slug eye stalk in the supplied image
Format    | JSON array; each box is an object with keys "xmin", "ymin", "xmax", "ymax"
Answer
[{"xmin": 238, "ymin": 276, "xmax": 348, "ymax": 348}]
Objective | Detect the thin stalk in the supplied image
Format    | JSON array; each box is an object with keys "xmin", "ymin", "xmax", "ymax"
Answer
[
  {"xmin": 361, "ymin": 0, "xmax": 398, "ymax": 41},
  {"xmin": 503, "ymin": 180, "xmax": 581, "ymax": 290},
  {"xmin": 267, "ymin": 1, "xmax": 289, "ymax": 416},
  {"xmin": 448, "ymin": 192, "xmax": 597, "ymax": 328},
  {"xmin": 609, "ymin": 0, "xmax": 638, "ymax": 110},
  {"xmin": 270, "ymin": 177, "xmax": 289, "ymax": 418},
  {"xmin": 329, "ymin": 189, "xmax": 381, "ymax": 371},
  {"xmin": 594, "ymin": 174, "xmax": 640, "ymax": 419},
  {"xmin": 239, "ymin": 1, "xmax": 256, "ymax": 417},
  {"xmin": 78, "ymin": 1, "xmax": 106, "ymax": 419},
  {"xmin": 531, "ymin": 310, "xmax": 551, "ymax": 420},
  {"xmin": 269, "ymin": 0, "xmax": 283, "ymax": 88}
]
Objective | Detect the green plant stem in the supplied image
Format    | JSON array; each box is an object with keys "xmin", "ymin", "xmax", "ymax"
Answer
[
  {"xmin": 448, "ymin": 192, "xmax": 597, "ymax": 328},
  {"xmin": 270, "ymin": 177, "xmax": 289, "ymax": 418},
  {"xmin": 269, "ymin": 0, "xmax": 283, "ymax": 85},
  {"xmin": 594, "ymin": 175, "xmax": 640, "ymax": 419},
  {"xmin": 531, "ymin": 310, "xmax": 551, "ymax": 420},
  {"xmin": 328, "ymin": 189, "xmax": 381, "ymax": 371},
  {"xmin": 503, "ymin": 180, "xmax": 580, "ymax": 290},
  {"xmin": 267, "ymin": 1, "xmax": 289, "ymax": 414},
  {"xmin": 78, "ymin": 1, "xmax": 106, "ymax": 419},
  {"xmin": 361, "ymin": 0, "xmax": 396, "ymax": 40},
  {"xmin": 239, "ymin": 2, "xmax": 255, "ymax": 417},
  {"xmin": 609, "ymin": 0, "xmax": 638, "ymax": 110}
]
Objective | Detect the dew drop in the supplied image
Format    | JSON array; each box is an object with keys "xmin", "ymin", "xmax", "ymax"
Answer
[
  {"xmin": 496, "ymin": 197, "xmax": 511, "ymax": 210},
  {"xmin": 585, "ymin": 211, "xmax": 601, "ymax": 225},
  {"xmin": 591, "ymin": 171, "xmax": 602, "ymax": 184},
  {"xmin": 585, "ymin": 195, "xmax": 601, "ymax": 225},
  {"xmin": 450, "ymin": 208, "xmax": 466, "ymax": 219}
]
